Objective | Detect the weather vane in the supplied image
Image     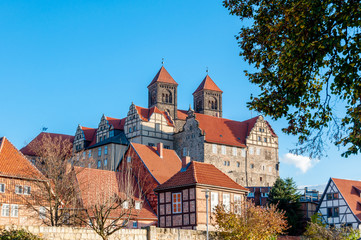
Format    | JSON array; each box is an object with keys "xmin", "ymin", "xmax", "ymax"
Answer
[
  {"xmin": 206, "ymin": 66, "xmax": 209, "ymax": 74},
  {"xmin": 161, "ymin": 57, "xmax": 164, "ymax": 65}
]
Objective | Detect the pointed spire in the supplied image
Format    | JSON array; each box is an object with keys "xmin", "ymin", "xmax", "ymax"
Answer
[
  {"xmin": 193, "ymin": 75, "xmax": 223, "ymax": 94},
  {"xmin": 148, "ymin": 66, "xmax": 178, "ymax": 87}
]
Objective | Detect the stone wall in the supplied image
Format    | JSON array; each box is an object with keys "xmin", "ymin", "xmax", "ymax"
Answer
[{"xmin": 4, "ymin": 225, "xmax": 219, "ymax": 240}]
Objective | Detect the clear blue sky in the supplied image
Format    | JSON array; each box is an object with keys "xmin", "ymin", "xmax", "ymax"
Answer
[{"xmin": 1, "ymin": 0, "xmax": 359, "ymax": 188}]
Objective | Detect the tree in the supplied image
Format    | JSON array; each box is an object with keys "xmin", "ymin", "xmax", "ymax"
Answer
[
  {"xmin": 304, "ymin": 213, "xmax": 361, "ymax": 240},
  {"xmin": 74, "ymin": 160, "xmax": 147, "ymax": 240},
  {"xmin": 224, "ymin": 0, "xmax": 361, "ymax": 158},
  {"xmin": 268, "ymin": 178, "xmax": 303, "ymax": 235},
  {"xmin": 26, "ymin": 133, "xmax": 86, "ymax": 226},
  {"xmin": 214, "ymin": 200, "xmax": 288, "ymax": 240}
]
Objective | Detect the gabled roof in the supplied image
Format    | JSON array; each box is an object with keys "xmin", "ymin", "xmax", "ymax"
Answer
[
  {"xmin": 135, "ymin": 105, "xmax": 174, "ymax": 126},
  {"xmin": 177, "ymin": 112, "xmax": 276, "ymax": 147},
  {"xmin": 105, "ymin": 116, "xmax": 125, "ymax": 130},
  {"xmin": 193, "ymin": 75, "xmax": 222, "ymax": 94},
  {"xmin": 130, "ymin": 143, "xmax": 182, "ymax": 184},
  {"xmin": 0, "ymin": 137, "xmax": 45, "ymax": 180},
  {"xmin": 148, "ymin": 66, "xmax": 178, "ymax": 87},
  {"xmin": 332, "ymin": 178, "xmax": 361, "ymax": 221},
  {"xmin": 80, "ymin": 127, "xmax": 97, "ymax": 142},
  {"xmin": 155, "ymin": 161, "xmax": 248, "ymax": 192},
  {"xmin": 20, "ymin": 132, "xmax": 74, "ymax": 156},
  {"xmin": 74, "ymin": 167, "xmax": 156, "ymax": 220}
]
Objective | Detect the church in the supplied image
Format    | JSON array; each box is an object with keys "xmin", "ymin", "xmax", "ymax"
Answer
[{"xmin": 69, "ymin": 66, "xmax": 279, "ymax": 187}]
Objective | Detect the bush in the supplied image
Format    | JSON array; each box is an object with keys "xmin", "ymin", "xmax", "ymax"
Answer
[{"xmin": 0, "ymin": 228, "xmax": 43, "ymax": 240}]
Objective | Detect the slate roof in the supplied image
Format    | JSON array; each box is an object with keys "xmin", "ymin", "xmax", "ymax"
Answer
[
  {"xmin": 154, "ymin": 161, "xmax": 248, "ymax": 192},
  {"xmin": 193, "ymin": 75, "xmax": 223, "ymax": 94},
  {"xmin": 74, "ymin": 167, "xmax": 157, "ymax": 220},
  {"xmin": 332, "ymin": 178, "xmax": 361, "ymax": 221},
  {"xmin": 130, "ymin": 143, "xmax": 182, "ymax": 184},
  {"xmin": 148, "ymin": 66, "xmax": 178, "ymax": 87},
  {"xmin": 20, "ymin": 132, "xmax": 74, "ymax": 156},
  {"xmin": 0, "ymin": 137, "xmax": 45, "ymax": 180},
  {"xmin": 87, "ymin": 131, "xmax": 129, "ymax": 149}
]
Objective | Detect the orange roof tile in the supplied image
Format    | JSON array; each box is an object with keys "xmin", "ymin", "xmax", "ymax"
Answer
[
  {"xmin": 131, "ymin": 143, "xmax": 182, "ymax": 184},
  {"xmin": 177, "ymin": 110, "xmax": 188, "ymax": 120},
  {"xmin": 74, "ymin": 167, "xmax": 157, "ymax": 220},
  {"xmin": 135, "ymin": 106, "xmax": 174, "ymax": 126},
  {"xmin": 148, "ymin": 66, "xmax": 178, "ymax": 87},
  {"xmin": 0, "ymin": 137, "xmax": 45, "ymax": 180},
  {"xmin": 193, "ymin": 75, "xmax": 222, "ymax": 94},
  {"xmin": 80, "ymin": 127, "xmax": 97, "ymax": 142},
  {"xmin": 155, "ymin": 161, "xmax": 248, "ymax": 191},
  {"xmin": 332, "ymin": 178, "xmax": 361, "ymax": 221},
  {"xmin": 20, "ymin": 132, "xmax": 74, "ymax": 156}
]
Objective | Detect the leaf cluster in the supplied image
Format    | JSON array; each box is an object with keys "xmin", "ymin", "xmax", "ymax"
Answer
[
  {"xmin": 214, "ymin": 200, "xmax": 288, "ymax": 240},
  {"xmin": 0, "ymin": 228, "xmax": 43, "ymax": 240},
  {"xmin": 224, "ymin": 0, "xmax": 361, "ymax": 158}
]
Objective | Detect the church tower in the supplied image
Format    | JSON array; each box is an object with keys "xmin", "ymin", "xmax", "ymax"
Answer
[
  {"xmin": 193, "ymin": 74, "xmax": 223, "ymax": 117},
  {"xmin": 148, "ymin": 66, "xmax": 178, "ymax": 120}
]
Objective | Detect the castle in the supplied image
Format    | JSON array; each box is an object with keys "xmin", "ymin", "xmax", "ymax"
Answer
[{"xmin": 70, "ymin": 66, "xmax": 279, "ymax": 187}]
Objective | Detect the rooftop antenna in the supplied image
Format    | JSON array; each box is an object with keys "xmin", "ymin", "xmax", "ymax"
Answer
[{"xmin": 161, "ymin": 57, "xmax": 164, "ymax": 66}]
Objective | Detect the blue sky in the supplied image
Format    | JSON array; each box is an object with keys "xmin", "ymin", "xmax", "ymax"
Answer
[{"xmin": 1, "ymin": 0, "xmax": 359, "ymax": 188}]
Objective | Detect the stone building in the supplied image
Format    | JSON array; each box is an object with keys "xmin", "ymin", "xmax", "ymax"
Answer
[
  {"xmin": 0, "ymin": 137, "xmax": 47, "ymax": 226},
  {"xmin": 154, "ymin": 157, "xmax": 248, "ymax": 230}
]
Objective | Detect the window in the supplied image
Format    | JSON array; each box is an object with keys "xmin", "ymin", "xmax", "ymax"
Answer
[
  {"xmin": 15, "ymin": 185, "xmax": 23, "ymax": 194},
  {"xmin": 104, "ymin": 159, "xmax": 108, "ymax": 167},
  {"xmin": 250, "ymin": 164, "xmax": 254, "ymax": 169},
  {"xmin": 129, "ymin": 127, "xmax": 132, "ymax": 133},
  {"xmin": 133, "ymin": 221, "xmax": 138, "ymax": 228},
  {"xmin": 100, "ymin": 137, "xmax": 102, "ymax": 142},
  {"xmin": 133, "ymin": 126, "xmax": 137, "ymax": 132},
  {"xmin": 211, "ymin": 192, "xmax": 219, "ymax": 211},
  {"xmin": 261, "ymin": 192, "xmax": 269, "ymax": 197},
  {"xmin": 237, "ymin": 162, "xmax": 240, "ymax": 168},
  {"xmin": 227, "ymin": 161, "xmax": 230, "ymax": 166},
  {"xmin": 104, "ymin": 146, "xmax": 108, "ymax": 155},
  {"xmin": 1, "ymin": 204, "xmax": 9, "ymax": 217},
  {"xmin": 109, "ymin": 131, "xmax": 114, "ymax": 138},
  {"xmin": 232, "ymin": 147, "xmax": 237, "ymax": 156},
  {"xmin": 234, "ymin": 195, "xmax": 242, "ymax": 214},
  {"xmin": 327, "ymin": 207, "xmax": 339, "ymax": 217},
  {"xmin": 212, "ymin": 144, "xmax": 217, "ymax": 154},
  {"xmin": 11, "ymin": 204, "xmax": 18, "ymax": 217},
  {"xmin": 148, "ymin": 143, "xmax": 155, "ymax": 147},
  {"xmin": 249, "ymin": 147, "xmax": 254, "ymax": 155},
  {"xmin": 276, "ymin": 164, "xmax": 279, "ymax": 171},
  {"xmin": 183, "ymin": 147, "xmax": 187, "ymax": 157},
  {"xmin": 172, "ymin": 193, "xmax": 182, "ymax": 213},
  {"xmin": 24, "ymin": 186, "xmax": 31, "ymax": 195},
  {"xmin": 223, "ymin": 193, "xmax": 230, "ymax": 212},
  {"xmin": 0, "ymin": 183, "xmax": 5, "ymax": 193},
  {"xmin": 155, "ymin": 123, "xmax": 161, "ymax": 132},
  {"xmin": 164, "ymin": 145, "xmax": 170, "ymax": 149},
  {"xmin": 256, "ymin": 148, "xmax": 261, "ymax": 155},
  {"xmin": 224, "ymin": 161, "xmax": 227, "ymax": 166},
  {"xmin": 260, "ymin": 177, "xmax": 263, "ymax": 182},
  {"xmin": 83, "ymin": 152, "xmax": 86, "ymax": 159},
  {"xmin": 97, "ymin": 160, "xmax": 101, "ymax": 169},
  {"xmin": 88, "ymin": 151, "xmax": 91, "ymax": 158},
  {"xmin": 135, "ymin": 202, "xmax": 141, "ymax": 210},
  {"xmin": 247, "ymin": 192, "xmax": 255, "ymax": 197},
  {"xmin": 269, "ymin": 166, "xmax": 272, "ymax": 173},
  {"xmin": 241, "ymin": 149, "xmax": 246, "ymax": 157},
  {"xmin": 98, "ymin": 148, "xmax": 102, "ymax": 157},
  {"xmin": 221, "ymin": 145, "xmax": 226, "ymax": 155},
  {"xmin": 39, "ymin": 206, "xmax": 46, "ymax": 219},
  {"xmin": 264, "ymin": 138, "xmax": 267, "ymax": 143},
  {"xmin": 258, "ymin": 136, "xmax": 261, "ymax": 141},
  {"xmin": 333, "ymin": 193, "xmax": 339, "ymax": 199},
  {"xmin": 127, "ymin": 156, "xmax": 131, "ymax": 163},
  {"xmin": 123, "ymin": 201, "xmax": 129, "ymax": 209}
]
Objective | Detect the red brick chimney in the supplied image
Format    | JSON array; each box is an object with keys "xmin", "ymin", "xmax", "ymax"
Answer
[
  {"xmin": 157, "ymin": 142, "xmax": 163, "ymax": 158},
  {"xmin": 182, "ymin": 156, "xmax": 191, "ymax": 169}
]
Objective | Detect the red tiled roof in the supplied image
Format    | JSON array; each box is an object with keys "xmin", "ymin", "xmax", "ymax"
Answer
[
  {"xmin": 0, "ymin": 137, "xmax": 45, "ymax": 180},
  {"xmin": 80, "ymin": 127, "xmax": 97, "ymax": 142},
  {"xmin": 177, "ymin": 113, "xmax": 276, "ymax": 147},
  {"xmin": 135, "ymin": 106, "xmax": 174, "ymax": 126},
  {"xmin": 193, "ymin": 75, "xmax": 222, "ymax": 94},
  {"xmin": 74, "ymin": 167, "xmax": 157, "ymax": 220},
  {"xmin": 20, "ymin": 132, "xmax": 74, "ymax": 156},
  {"xmin": 155, "ymin": 161, "xmax": 248, "ymax": 191},
  {"xmin": 148, "ymin": 66, "xmax": 178, "ymax": 87},
  {"xmin": 332, "ymin": 178, "xmax": 361, "ymax": 221},
  {"xmin": 105, "ymin": 116, "xmax": 125, "ymax": 130},
  {"xmin": 131, "ymin": 143, "xmax": 182, "ymax": 184}
]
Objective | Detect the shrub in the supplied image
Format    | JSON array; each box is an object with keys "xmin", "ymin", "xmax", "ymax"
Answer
[{"xmin": 0, "ymin": 228, "xmax": 43, "ymax": 240}]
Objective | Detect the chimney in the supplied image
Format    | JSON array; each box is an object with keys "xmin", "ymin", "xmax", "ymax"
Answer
[
  {"xmin": 157, "ymin": 142, "xmax": 163, "ymax": 158},
  {"xmin": 182, "ymin": 156, "xmax": 191, "ymax": 169}
]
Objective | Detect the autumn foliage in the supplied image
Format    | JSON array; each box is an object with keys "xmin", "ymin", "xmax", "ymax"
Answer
[{"xmin": 214, "ymin": 200, "xmax": 288, "ymax": 240}]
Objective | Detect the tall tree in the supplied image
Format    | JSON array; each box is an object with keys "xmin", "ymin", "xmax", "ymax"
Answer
[
  {"xmin": 224, "ymin": 0, "xmax": 361, "ymax": 158},
  {"xmin": 268, "ymin": 178, "xmax": 302, "ymax": 235}
]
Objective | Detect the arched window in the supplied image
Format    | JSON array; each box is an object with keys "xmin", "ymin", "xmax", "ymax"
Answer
[
  {"xmin": 165, "ymin": 94, "xmax": 169, "ymax": 103},
  {"xmin": 169, "ymin": 92, "xmax": 172, "ymax": 103},
  {"xmin": 151, "ymin": 91, "xmax": 156, "ymax": 105},
  {"xmin": 162, "ymin": 93, "xmax": 165, "ymax": 102}
]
